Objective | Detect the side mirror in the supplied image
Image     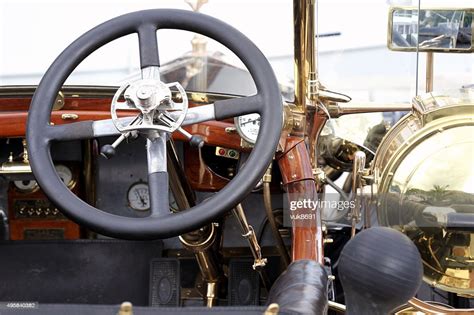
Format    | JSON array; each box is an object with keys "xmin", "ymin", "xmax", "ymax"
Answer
[{"xmin": 388, "ymin": 6, "xmax": 474, "ymax": 53}]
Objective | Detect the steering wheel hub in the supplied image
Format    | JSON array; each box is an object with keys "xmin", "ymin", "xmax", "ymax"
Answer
[
  {"xmin": 125, "ymin": 79, "xmax": 170, "ymax": 113},
  {"xmin": 111, "ymin": 76, "xmax": 188, "ymax": 134}
]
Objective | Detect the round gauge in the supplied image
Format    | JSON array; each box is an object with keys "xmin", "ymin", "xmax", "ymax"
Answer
[
  {"xmin": 55, "ymin": 164, "xmax": 74, "ymax": 188},
  {"xmin": 127, "ymin": 182, "xmax": 150, "ymax": 211},
  {"xmin": 235, "ymin": 113, "xmax": 261, "ymax": 144},
  {"xmin": 13, "ymin": 179, "xmax": 39, "ymax": 192}
]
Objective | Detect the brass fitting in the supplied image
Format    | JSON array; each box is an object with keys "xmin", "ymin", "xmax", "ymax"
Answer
[
  {"xmin": 263, "ymin": 163, "xmax": 273, "ymax": 183},
  {"xmin": 117, "ymin": 302, "xmax": 133, "ymax": 315}
]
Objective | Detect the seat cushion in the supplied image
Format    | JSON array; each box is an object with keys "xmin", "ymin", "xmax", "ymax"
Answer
[{"xmin": 0, "ymin": 239, "xmax": 162, "ymax": 305}]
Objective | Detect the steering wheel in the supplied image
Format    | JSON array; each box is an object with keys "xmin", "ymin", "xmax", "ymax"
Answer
[{"xmin": 26, "ymin": 9, "xmax": 282, "ymax": 239}]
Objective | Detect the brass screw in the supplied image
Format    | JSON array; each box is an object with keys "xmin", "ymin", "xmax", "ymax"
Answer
[
  {"xmin": 264, "ymin": 303, "xmax": 280, "ymax": 315},
  {"xmin": 324, "ymin": 238, "xmax": 334, "ymax": 244},
  {"xmin": 225, "ymin": 127, "xmax": 237, "ymax": 134},
  {"xmin": 117, "ymin": 302, "xmax": 133, "ymax": 315}
]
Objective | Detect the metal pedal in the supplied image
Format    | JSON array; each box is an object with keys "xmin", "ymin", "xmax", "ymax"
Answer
[
  {"xmin": 228, "ymin": 258, "xmax": 260, "ymax": 306},
  {"xmin": 149, "ymin": 258, "xmax": 180, "ymax": 307}
]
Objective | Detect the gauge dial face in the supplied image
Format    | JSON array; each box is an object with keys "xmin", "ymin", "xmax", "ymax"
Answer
[
  {"xmin": 55, "ymin": 164, "xmax": 74, "ymax": 188},
  {"xmin": 235, "ymin": 113, "xmax": 261, "ymax": 144},
  {"xmin": 127, "ymin": 182, "xmax": 150, "ymax": 211},
  {"xmin": 13, "ymin": 179, "xmax": 38, "ymax": 192}
]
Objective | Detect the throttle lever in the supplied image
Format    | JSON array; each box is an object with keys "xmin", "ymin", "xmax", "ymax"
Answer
[
  {"xmin": 100, "ymin": 131, "xmax": 139, "ymax": 159},
  {"xmin": 100, "ymin": 115, "xmax": 141, "ymax": 159},
  {"xmin": 100, "ymin": 133, "xmax": 128, "ymax": 159},
  {"xmin": 177, "ymin": 127, "xmax": 205, "ymax": 148}
]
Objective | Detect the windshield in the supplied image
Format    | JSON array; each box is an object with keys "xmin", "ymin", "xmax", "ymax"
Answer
[{"xmin": 0, "ymin": 0, "xmax": 473, "ymax": 100}]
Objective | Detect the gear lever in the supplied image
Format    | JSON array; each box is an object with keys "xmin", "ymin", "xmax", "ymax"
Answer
[{"xmin": 338, "ymin": 227, "xmax": 423, "ymax": 315}]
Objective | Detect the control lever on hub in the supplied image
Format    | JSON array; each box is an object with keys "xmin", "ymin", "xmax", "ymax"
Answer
[
  {"xmin": 100, "ymin": 131, "xmax": 138, "ymax": 159},
  {"xmin": 158, "ymin": 112, "xmax": 204, "ymax": 148},
  {"xmin": 338, "ymin": 227, "xmax": 423, "ymax": 315},
  {"xmin": 100, "ymin": 116, "xmax": 142, "ymax": 159}
]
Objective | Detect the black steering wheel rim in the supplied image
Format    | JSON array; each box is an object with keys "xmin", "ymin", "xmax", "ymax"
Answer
[{"xmin": 27, "ymin": 9, "xmax": 282, "ymax": 239}]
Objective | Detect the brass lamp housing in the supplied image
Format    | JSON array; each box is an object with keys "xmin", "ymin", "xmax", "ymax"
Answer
[{"xmin": 373, "ymin": 89, "xmax": 474, "ymax": 297}]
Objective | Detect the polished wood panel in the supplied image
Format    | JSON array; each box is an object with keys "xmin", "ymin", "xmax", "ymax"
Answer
[
  {"xmin": 0, "ymin": 110, "xmax": 242, "ymax": 151},
  {"xmin": 183, "ymin": 145, "xmax": 230, "ymax": 191},
  {"xmin": 0, "ymin": 96, "xmax": 234, "ymax": 113},
  {"xmin": 0, "ymin": 98, "xmax": 30, "ymax": 111},
  {"xmin": 182, "ymin": 121, "xmax": 242, "ymax": 150},
  {"xmin": 0, "ymin": 97, "xmax": 112, "ymax": 111},
  {"xmin": 277, "ymin": 137, "xmax": 324, "ymax": 263},
  {"xmin": 0, "ymin": 110, "xmax": 133, "ymax": 138},
  {"xmin": 277, "ymin": 137, "xmax": 314, "ymax": 185},
  {"xmin": 0, "ymin": 96, "xmax": 242, "ymax": 150},
  {"xmin": 0, "ymin": 95, "xmax": 245, "ymax": 193},
  {"xmin": 9, "ymin": 220, "xmax": 81, "ymax": 240},
  {"xmin": 7, "ymin": 163, "xmax": 82, "ymax": 240}
]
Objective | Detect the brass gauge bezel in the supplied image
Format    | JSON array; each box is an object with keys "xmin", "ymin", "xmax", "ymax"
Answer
[{"xmin": 55, "ymin": 164, "xmax": 76, "ymax": 190}]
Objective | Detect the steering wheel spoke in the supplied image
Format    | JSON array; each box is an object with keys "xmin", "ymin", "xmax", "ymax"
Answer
[
  {"xmin": 213, "ymin": 94, "xmax": 262, "ymax": 120},
  {"xmin": 93, "ymin": 116, "xmax": 139, "ymax": 137},
  {"xmin": 45, "ymin": 121, "xmax": 95, "ymax": 142},
  {"xmin": 177, "ymin": 104, "xmax": 215, "ymax": 126},
  {"xmin": 146, "ymin": 134, "xmax": 170, "ymax": 217},
  {"xmin": 138, "ymin": 24, "xmax": 160, "ymax": 69}
]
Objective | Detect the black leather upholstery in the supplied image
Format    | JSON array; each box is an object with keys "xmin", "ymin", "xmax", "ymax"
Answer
[{"xmin": 267, "ymin": 260, "xmax": 328, "ymax": 315}]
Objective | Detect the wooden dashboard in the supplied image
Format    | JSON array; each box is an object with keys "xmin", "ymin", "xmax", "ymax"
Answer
[{"xmin": 0, "ymin": 86, "xmax": 246, "ymax": 192}]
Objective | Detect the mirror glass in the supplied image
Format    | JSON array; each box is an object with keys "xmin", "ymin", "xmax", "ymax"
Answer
[{"xmin": 390, "ymin": 8, "xmax": 473, "ymax": 52}]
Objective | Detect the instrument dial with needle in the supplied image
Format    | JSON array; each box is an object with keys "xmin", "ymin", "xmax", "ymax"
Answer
[
  {"xmin": 127, "ymin": 182, "xmax": 150, "ymax": 211},
  {"xmin": 13, "ymin": 179, "xmax": 39, "ymax": 192},
  {"xmin": 235, "ymin": 113, "xmax": 261, "ymax": 144},
  {"xmin": 55, "ymin": 164, "xmax": 74, "ymax": 188}
]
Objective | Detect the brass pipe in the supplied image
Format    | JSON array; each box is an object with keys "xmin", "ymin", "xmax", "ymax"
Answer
[
  {"xmin": 181, "ymin": 229, "xmax": 221, "ymax": 282},
  {"xmin": 328, "ymin": 102, "xmax": 412, "ymax": 117},
  {"xmin": 232, "ymin": 204, "xmax": 271, "ymax": 289},
  {"xmin": 306, "ymin": 108, "xmax": 329, "ymax": 170},
  {"xmin": 167, "ymin": 140, "xmax": 220, "ymax": 307},
  {"xmin": 328, "ymin": 301, "xmax": 346, "ymax": 313},
  {"xmin": 293, "ymin": 0, "xmax": 328, "ymax": 171},
  {"xmin": 293, "ymin": 0, "xmax": 319, "ymax": 113},
  {"xmin": 204, "ymin": 282, "xmax": 217, "ymax": 308},
  {"xmin": 263, "ymin": 165, "xmax": 291, "ymax": 267},
  {"xmin": 350, "ymin": 151, "xmax": 366, "ymax": 238},
  {"xmin": 167, "ymin": 140, "xmax": 196, "ymax": 209},
  {"xmin": 426, "ymin": 52, "xmax": 434, "ymax": 93},
  {"xmin": 179, "ymin": 224, "xmax": 221, "ymax": 307}
]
